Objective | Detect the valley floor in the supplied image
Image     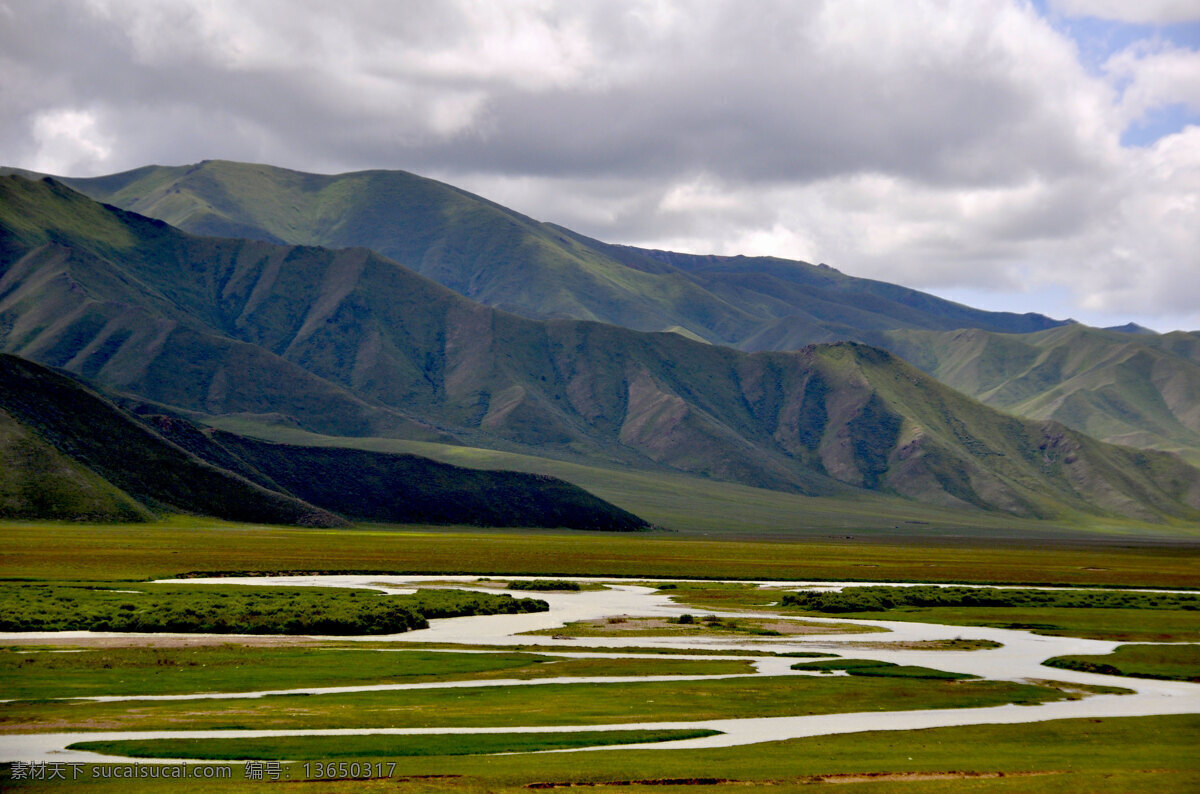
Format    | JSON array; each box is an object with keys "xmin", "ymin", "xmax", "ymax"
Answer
[{"xmin": 1, "ymin": 522, "xmax": 1198, "ymax": 791}]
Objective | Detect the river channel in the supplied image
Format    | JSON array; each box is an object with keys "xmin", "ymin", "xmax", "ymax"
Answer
[{"xmin": 2, "ymin": 575, "xmax": 1197, "ymax": 763}]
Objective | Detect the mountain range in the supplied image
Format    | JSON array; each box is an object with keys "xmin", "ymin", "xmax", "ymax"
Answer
[
  {"xmin": 2, "ymin": 172, "xmax": 1199, "ymax": 526},
  {"xmin": 882, "ymin": 325, "xmax": 1200, "ymax": 465},
  {"xmin": 31, "ymin": 160, "xmax": 1199, "ymax": 467},
  {"xmin": 44, "ymin": 160, "xmax": 1068, "ymax": 346}
]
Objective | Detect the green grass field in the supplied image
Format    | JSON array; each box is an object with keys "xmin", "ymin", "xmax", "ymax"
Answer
[
  {"xmin": 1044, "ymin": 643, "xmax": 1200, "ymax": 681},
  {"xmin": 3, "ymin": 716, "xmax": 1197, "ymax": 791},
  {"xmin": 3, "ymin": 520, "xmax": 1198, "ymax": 791},
  {"xmin": 0, "ymin": 676, "xmax": 1066, "ymax": 735},
  {"xmin": 0, "ymin": 646, "xmax": 753, "ymax": 700},
  {"xmin": 3, "ymin": 519, "xmax": 1198, "ymax": 588},
  {"xmin": 66, "ymin": 730, "xmax": 723, "ymax": 761},
  {"xmin": 789, "ymin": 659, "xmax": 977, "ymax": 679},
  {"xmin": 816, "ymin": 606, "xmax": 1200, "ymax": 642}
]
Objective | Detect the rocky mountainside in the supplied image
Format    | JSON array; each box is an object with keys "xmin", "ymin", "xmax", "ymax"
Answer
[{"xmin": 884, "ymin": 325, "xmax": 1200, "ymax": 465}]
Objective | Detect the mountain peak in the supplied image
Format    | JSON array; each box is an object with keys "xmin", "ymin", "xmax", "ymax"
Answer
[{"xmin": 1104, "ymin": 322, "xmax": 1158, "ymax": 335}]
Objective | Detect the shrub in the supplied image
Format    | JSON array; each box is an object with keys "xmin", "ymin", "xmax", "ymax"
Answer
[{"xmin": 0, "ymin": 584, "xmax": 547, "ymax": 635}]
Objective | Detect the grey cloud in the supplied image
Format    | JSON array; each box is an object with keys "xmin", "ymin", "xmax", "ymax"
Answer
[
  {"xmin": 3, "ymin": 1, "xmax": 1108, "ymax": 186},
  {"xmin": 0, "ymin": 0, "xmax": 1196, "ymax": 329}
]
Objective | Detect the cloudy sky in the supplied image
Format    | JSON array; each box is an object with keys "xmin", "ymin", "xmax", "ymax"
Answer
[{"xmin": 3, "ymin": 0, "xmax": 1199, "ymax": 330}]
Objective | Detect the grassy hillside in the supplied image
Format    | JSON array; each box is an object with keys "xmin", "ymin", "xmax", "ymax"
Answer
[
  {"xmin": 52, "ymin": 161, "xmax": 759, "ymax": 343},
  {"xmin": 3, "ymin": 174, "xmax": 1198, "ymax": 524},
  {"xmin": 50, "ymin": 160, "xmax": 1067, "ymax": 348},
  {"xmin": 0, "ymin": 407, "xmax": 152, "ymax": 522},
  {"xmin": 0, "ymin": 353, "xmax": 344, "ymax": 526},
  {"xmin": 884, "ymin": 326, "xmax": 1200, "ymax": 464}
]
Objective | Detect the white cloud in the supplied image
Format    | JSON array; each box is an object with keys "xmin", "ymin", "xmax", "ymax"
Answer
[
  {"xmin": 1106, "ymin": 43, "xmax": 1200, "ymax": 124},
  {"xmin": 1048, "ymin": 0, "xmax": 1200, "ymax": 25},
  {"xmin": 28, "ymin": 108, "xmax": 113, "ymax": 176},
  {"xmin": 1, "ymin": 0, "xmax": 1197, "ymax": 328}
]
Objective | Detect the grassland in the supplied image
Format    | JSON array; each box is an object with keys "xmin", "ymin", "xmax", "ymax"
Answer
[
  {"xmin": 1044, "ymin": 643, "xmax": 1200, "ymax": 682},
  {"xmin": 66, "ymin": 730, "xmax": 723, "ymax": 761},
  {"xmin": 353, "ymin": 642, "xmax": 817, "ymax": 657},
  {"xmin": 3, "ymin": 715, "xmax": 1196, "ymax": 791},
  {"xmin": 776, "ymin": 585, "xmax": 1200, "ymax": 640},
  {"xmin": 830, "ymin": 638, "xmax": 1002, "ymax": 651},
  {"xmin": 808, "ymin": 605, "xmax": 1200, "ymax": 642},
  {"xmin": 789, "ymin": 658, "xmax": 977, "ymax": 680},
  {"xmin": 505, "ymin": 579, "xmax": 586, "ymax": 591},
  {"xmin": 2, "ymin": 521, "xmax": 1197, "ymax": 792},
  {"xmin": 0, "ymin": 676, "xmax": 1067, "ymax": 734},
  {"xmin": 3, "ymin": 519, "xmax": 1198, "ymax": 588},
  {"xmin": 0, "ymin": 646, "xmax": 753, "ymax": 700}
]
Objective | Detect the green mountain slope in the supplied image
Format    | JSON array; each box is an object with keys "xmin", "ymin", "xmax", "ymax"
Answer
[
  {"xmin": 884, "ymin": 326, "xmax": 1200, "ymax": 465},
  {"xmin": 44, "ymin": 160, "xmax": 1067, "ymax": 348},
  {"xmin": 2, "ymin": 175, "xmax": 1198, "ymax": 524},
  {"xmin": 0, "ymin": 353, "xmax": 345, "ymax": 526},
  {"xmin": 0, "ymin": 405, "xmax": 152, "ymax": 523}
]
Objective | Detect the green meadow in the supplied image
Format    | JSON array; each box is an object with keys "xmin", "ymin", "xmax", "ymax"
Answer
[
  {"xmin": 522, "ymin": 614, "xmax": 882, "ymax": 637},
  {"xmin": 1045, "ymin": 643, "xmax": 1200, "ymax": 682},
  {"xmin": 4, "ymin": 519, "xmax": 1198, "ymax": 587},
  {"xmin": 789, "ymin": 658, "xmax": 976, "ymax": 680},
  {"xmin": 2, "ymin": 520, "xmax": 1198, "ymax": 792},
  {"xmin": 3, "ymin": 716, "xmax": 1197, "ymax": 792},
  {"xmin": 65, "ymin": 730, "xmax": 724, "ymax": 761},
  {"xmin": 0, "ymin": 676, "xmax": 1067, "ymax": 734},
  {"xmin": 0, "ymin": 646, "xmax": 752, "ymax": 700}
]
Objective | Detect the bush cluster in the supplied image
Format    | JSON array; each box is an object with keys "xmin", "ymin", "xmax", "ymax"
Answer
[
  {"xmin": 0, "ymin": 584, "xmax": 547, "ymax": 635},
  {"xmin": 507, "ymin": 580, "xmax": 582, "ymax": 592},
  {"xmin": 780, "ymin": 585, "xmax": 1200, "ymax": 614}
]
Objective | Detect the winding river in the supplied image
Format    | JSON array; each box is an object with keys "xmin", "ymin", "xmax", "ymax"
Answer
[{"xmin": 2, "ymin": 575, "xmax": 1197, "ymax": 763}]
